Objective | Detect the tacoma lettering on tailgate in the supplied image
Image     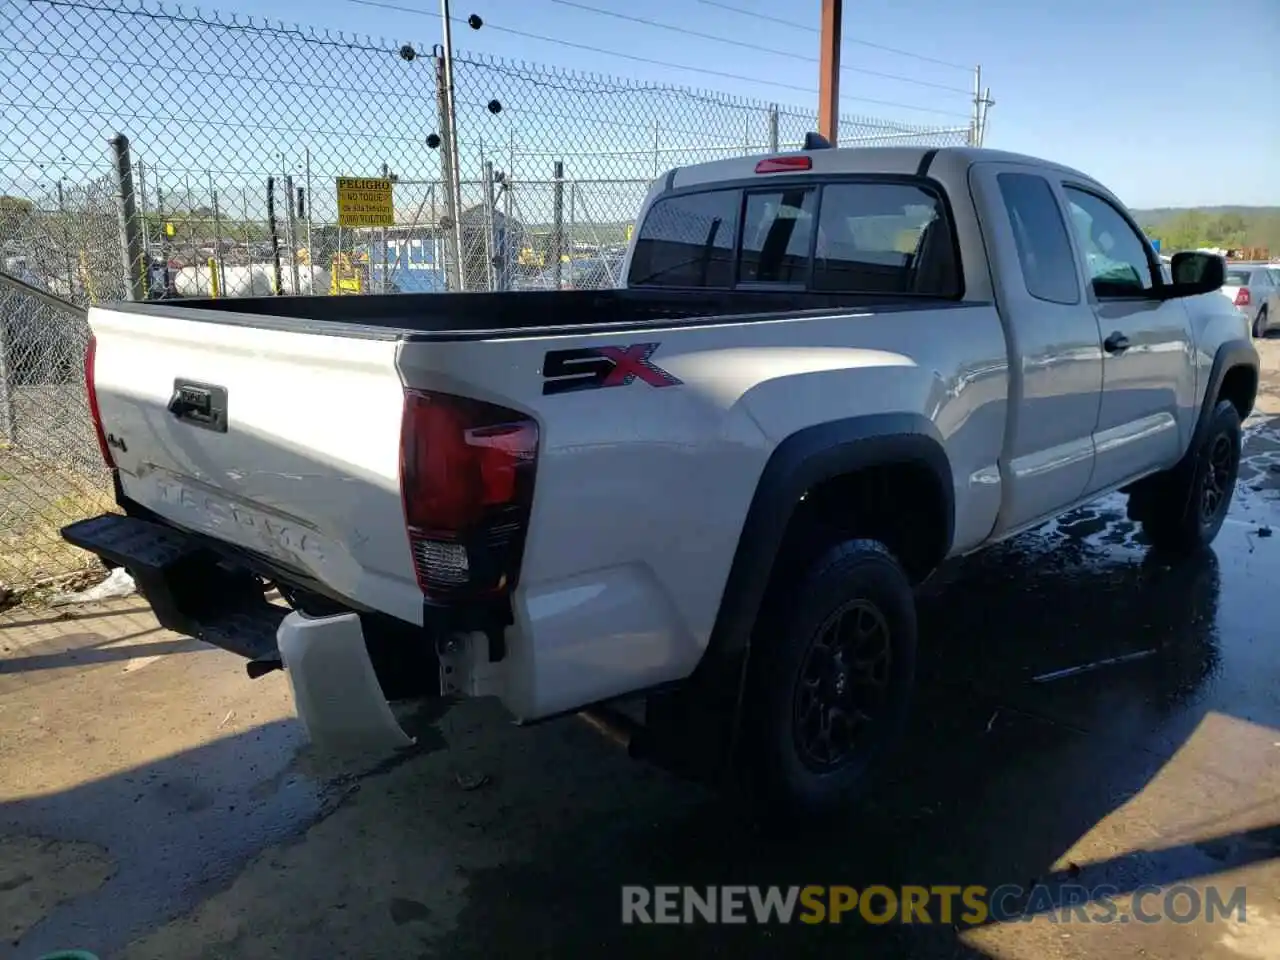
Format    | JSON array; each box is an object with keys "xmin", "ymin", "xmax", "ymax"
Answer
[{"xmin": 154, "ymin": 476, "xmax": 327, "ymax": 565}]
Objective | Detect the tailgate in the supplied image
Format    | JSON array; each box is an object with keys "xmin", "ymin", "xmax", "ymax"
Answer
[{"xmin": 89, "ymin": 306, "xmax": 421, "ymax": 625}]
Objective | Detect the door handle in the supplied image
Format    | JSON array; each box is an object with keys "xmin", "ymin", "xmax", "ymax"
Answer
[
  {"xmin": 1103, "ymin": 332, "xmax": 1130, "ymax": 354},
  {"xmin": 168, "ymin": 379, "xmax": 228, "ymax": 433}
]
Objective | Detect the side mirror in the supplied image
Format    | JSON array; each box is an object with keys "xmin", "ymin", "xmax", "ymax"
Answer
[{"xmin": 1162, "ymin": 251, "xmax": 1225, "ymax": 299}]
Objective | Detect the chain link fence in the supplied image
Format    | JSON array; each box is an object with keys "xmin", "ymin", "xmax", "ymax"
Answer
[{"xmin": 0, "ymin": 0, "xmax": 977, "ymax": 590}]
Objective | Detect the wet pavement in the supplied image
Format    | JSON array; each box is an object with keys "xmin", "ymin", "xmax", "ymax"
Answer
[{"xmin": 2, "ymin": 346, "xmax": 1279, "ymax": 959}]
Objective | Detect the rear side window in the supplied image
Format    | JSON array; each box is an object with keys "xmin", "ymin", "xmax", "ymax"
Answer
[
  {"xmin": 739, "ymin": 188, "xmax": 817, "ymax": 284},
  {"xmin": 812, "ymin": 183, "xmax": 959, "ymax": 296},
  {"xmin": 628, "ymin": 189, "xmax": 740, "ymax": 288},
  {"xmin": 996, "ymin": 173, "xmax": 1080, "ymax": 304},
  {"xmin": 1225, "ymin": 270, "xmax": 1252, "ymax": 286}
]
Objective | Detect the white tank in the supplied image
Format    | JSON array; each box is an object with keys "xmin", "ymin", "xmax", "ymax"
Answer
[{"xmin": 173, "ymin": 263, "xmax": 331, "ymax": 298}]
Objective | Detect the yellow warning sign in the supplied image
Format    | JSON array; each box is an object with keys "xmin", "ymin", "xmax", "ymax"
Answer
[{"xmin": 336, "ymin": 177, "xmax": 395, "ymax": 228}]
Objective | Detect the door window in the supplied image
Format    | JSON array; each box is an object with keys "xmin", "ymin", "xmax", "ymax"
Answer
[{"xmin": 1063, "ymin": 188, "xmax": 1156, "ymax": 298}]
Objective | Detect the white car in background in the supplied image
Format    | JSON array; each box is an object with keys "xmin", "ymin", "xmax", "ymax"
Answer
[{"xmin": 1221, "ymin": 263, "xmax": 1280, "ymax": 338}]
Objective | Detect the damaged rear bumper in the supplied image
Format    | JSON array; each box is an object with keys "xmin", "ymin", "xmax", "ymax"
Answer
[{"xmin": 61, "ymin": 512, "xmax": 422, "ymax": 754}]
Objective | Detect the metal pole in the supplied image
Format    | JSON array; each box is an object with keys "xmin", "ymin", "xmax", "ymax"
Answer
[
  {"xmin": 0, "ymin": 310, "xmax": 11, "ymax": 444},
  {"xmin": 286, "ymin": 174, "xmax": 301, "ymax": 293},
  {"xmin": 971, "ymin": 65, "xmax": 982, "ymax": 147},
  {"xmin": 184, "ymin": 172, "xmax": 198, "ymax": 288},
  {"xmin": 439, "ymin": 1, "xmax": 466, "ymax": 292},
  {"xmin": 502, "ymin": 163, "xmax": 512, "ymax": 291},
  {"xmin": 818, "ymin": 0, "xmax": 842, "ymax": 145},
  {"xmin": 136, "ymin": 159, "xmax": 150, "ymax": 294},
  {"xmin": 435, "ymin": 50, "xmax": 463, "ymax": 291},
  {"xmin": 209, "ymin": 171, "xmax": 224, "ymax": 294},
  {"xmin": 980, "ymin": 86, "xmax": 993, "ymax": 146},
  {"xmin": 552, "ymin": 160, "xmax": 564, "ymax": 289},
  {"xmin": 652, "ymin": 119, "xmax": 660, "ymax": 178},
  {"xmin": 304, "ymin": 147, "xmax": 316, "ymax": 294},
  {"xmin": 506, "ymin": 131, "xmax": 516, "ymax": 290},
  {"xmin": 156, "ymin": 178, "xmax": 170, "ymax": 297},
  {"xmin": 430, "ymin": 182, "xmax": 438, "ymax": 288},
  {"xmin": 768, "ymin": 105, "xmax": 779, "ymax": 153},
  {"xmin": 57, "ymin": 179, "xmax": 75, "ymax": 300},
  {"xmin": 241, "ymin": 187, "xmax": 253, "ymax": 295},
  {"xmin": 482, "ymin": 160, "xmax": 496, "ymax": 291},
  {"xmin": 382, "ymin": 223, "xmax": 390, "ymax": 294},
  {"xmin": 108, "ymin": 133, "xmax": 145, "ymax": 301},
  {"xmin": 568, "ymin": 179, "xmax": 576, "ymax": 267},
  {"xmin": 266, "ymin": 176, "xmax": 283, "ymax": 296}
]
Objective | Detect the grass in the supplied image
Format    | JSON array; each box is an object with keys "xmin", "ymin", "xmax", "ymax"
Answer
[{"xmin": 0, "ymin": 447, "xmax": 113, "ymax": 593}]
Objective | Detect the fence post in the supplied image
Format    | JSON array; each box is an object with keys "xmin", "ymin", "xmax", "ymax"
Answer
[
  {"xmin": 109, "ymin": 133, "xmax": 146, "ymax": 301},
  {"xmin": 552, "ymin": 160, "xmax": 564, "ymax": 290},
  {"xmin": 768, "ymin": 105, "xmax": 779, "ymax": 153},
  {"xmin": 57, "ymin": 180, "xmax": 75, "ymax": 300},
  {"xmin": 435, "ymin": 50, "xmax": 463, "ymax": 291},
  {"xmin": 156, "ymin": 179, "xmax": 171, "ymax": 296},
  {"xmin": 285, "ymin": 174, "xmax": 301, "ymax": 293},
  {"xmin": 501, "ymin": 164, "xmax": 513, "ymax": 291},
  {"xmin": 136, "ymin": 160, "xmax": 150, "ymax": 298},
  {"xmin": 304, "ymin": 147, "xmax": 316, "ymax": 294},
  {"xmin": 482, "ymin": 160, "xmax": 497, "ymax": 292},
  {"xmin": 209, "ymin": 172, "xmax": 225, "ymax": 294},
  {"xmin": 266, "ymin": 176, "xmax": 283, "ymax": 296},
  {"xmin": 0, "ymin": 302, "xmax": 12, "ymax": 444}
]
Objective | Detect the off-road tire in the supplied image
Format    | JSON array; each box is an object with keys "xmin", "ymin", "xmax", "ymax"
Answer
[
  {"xmin": 1132, "ymin": 399, "xmax": 1242, "ymax": 553},
  {"xmin": 741, "ymin": 539, "xmax": 917, "ymax": 817}
]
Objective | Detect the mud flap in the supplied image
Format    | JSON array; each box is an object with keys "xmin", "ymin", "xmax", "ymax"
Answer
[{"xmin": 277, "ymin": 611, "xmax": 415, "ymax": 756}]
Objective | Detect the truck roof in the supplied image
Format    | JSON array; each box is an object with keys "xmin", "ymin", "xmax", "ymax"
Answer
[{"xmin": 664, "ymin": 145, "xmax": 1100, "ymax": 194}]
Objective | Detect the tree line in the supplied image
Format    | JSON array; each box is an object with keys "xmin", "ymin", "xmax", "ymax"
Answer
[{"xmin": 1136, "ymin": 207, "xmax": 1280, "ymax": 256}]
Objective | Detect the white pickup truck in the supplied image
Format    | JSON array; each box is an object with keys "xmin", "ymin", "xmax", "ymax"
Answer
[{"xmin": 64, "ymin": 144, "xmax": 1258, "ymax": 814}]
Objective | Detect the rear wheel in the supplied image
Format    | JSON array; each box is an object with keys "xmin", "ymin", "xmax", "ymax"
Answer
[
  {"xmin": 1253, "ymin": 305, "xmax": 1269, "ymax": 339},
  {"xmin": 1134, "ymin": 399, "xmax": 1242, "ymax": 554},
  {"xmin": 742, "ymin": 539, "xmax": 916, "ymax": 817}
]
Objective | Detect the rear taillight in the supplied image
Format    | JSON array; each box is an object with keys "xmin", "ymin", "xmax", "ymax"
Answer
[
  {"xmin": 1234, "ymin": 287, "xmax": 1251, "ymax": 307},
  {"xmin": 399, "ymin": 389, "xmax": 538, "ymax": 602},
  {"xmin": 84, "ymin": 333, "xmax": 115, "ymax": 470}
]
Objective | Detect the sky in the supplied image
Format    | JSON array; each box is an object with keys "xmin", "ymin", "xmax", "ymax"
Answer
[{"xmin": 223, "ymin": 0, "xmax": 1279, "ymax": 209}]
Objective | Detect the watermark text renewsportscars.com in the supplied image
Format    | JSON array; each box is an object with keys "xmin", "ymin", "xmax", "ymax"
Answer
[{"xmin": 621, "ymin": 884, "xmax": 1248, "ymax": 925}]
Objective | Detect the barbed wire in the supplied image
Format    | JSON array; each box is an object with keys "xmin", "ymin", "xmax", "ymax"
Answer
[
  {"xmin": 696, "ymin": 0, "xmax": 975, "ymax": 71},
  {"xmin": 347, "ymin": 0, "xmax": 972, "ymax": 118},
  {"xmin": 34, "ymin": 0, "xmax": 403, "ymax": 55},
  {"xmin": 548, "ymin": 0, "xmax": 974, "ymax": 95}
]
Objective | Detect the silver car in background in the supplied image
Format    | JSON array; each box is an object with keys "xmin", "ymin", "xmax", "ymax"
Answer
[{"xmin": 1221, "ymin": 263, "xmax": 1280, "ymax": 338}]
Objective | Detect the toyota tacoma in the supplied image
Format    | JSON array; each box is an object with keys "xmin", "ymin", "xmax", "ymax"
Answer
[{"xmin": 63, "ymin": 143, "xmax": 1259, "ymax": 813}]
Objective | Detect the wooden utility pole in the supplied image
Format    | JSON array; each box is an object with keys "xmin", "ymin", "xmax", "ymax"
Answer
[{"xmin": 818, "ymin": 0, "xmax": 842, "ymax": 145}]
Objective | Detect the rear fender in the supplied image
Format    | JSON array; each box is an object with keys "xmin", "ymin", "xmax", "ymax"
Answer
[{"xmin": 638, "ymin": 413, "xmax": 953, "ymax": 783}]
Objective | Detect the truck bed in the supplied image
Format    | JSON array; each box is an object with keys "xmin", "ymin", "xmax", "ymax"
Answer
[{"xmin": 112, "ymin": 287, "xmax": 960, "ymax": 340}]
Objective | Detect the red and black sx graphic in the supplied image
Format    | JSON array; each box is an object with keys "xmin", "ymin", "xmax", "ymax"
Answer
[{"xmin": 541, "ymin": 342, "xmax": 682, "ymax": 396}]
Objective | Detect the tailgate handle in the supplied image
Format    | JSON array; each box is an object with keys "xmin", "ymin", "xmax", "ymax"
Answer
[{"xmin": 168, "ymin": 379, "xmax": 228, "ymax": 433}]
